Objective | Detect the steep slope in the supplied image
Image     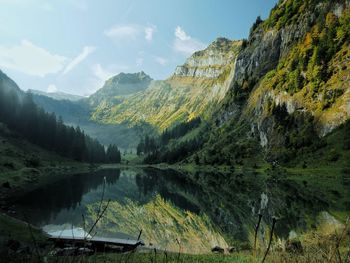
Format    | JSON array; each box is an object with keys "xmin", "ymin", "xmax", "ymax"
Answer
[
  {"xmin": 0, "ymin": 70, "xmax": 22, "ymax": 96},
  {"xmin": 139, "ymin": 0, "xmax": 350, "ymax": 166},
  {"xmin": 91, "ymin": 38, "xmax": 242, "ymax": 130},
  {"xmin": 199, "ymin": 0, "xmax": 350, "ymax": 164}
]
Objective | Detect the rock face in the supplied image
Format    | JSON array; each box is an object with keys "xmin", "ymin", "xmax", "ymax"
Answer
[
  {"xmin": 224, "ymin": 0, "xmax": 350, "ymax": 151},
  {"xmin": 233, "ymin": 1, "xmax": 349, "ymax": 85},
  {"xmin": 174, "ymin": 38, "xmax": 241, "ymax": 79}
]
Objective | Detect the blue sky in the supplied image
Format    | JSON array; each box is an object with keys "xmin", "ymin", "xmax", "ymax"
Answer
[{"xmin": 0, "ymin": 0, "xmax": 278, "ymax": 96}]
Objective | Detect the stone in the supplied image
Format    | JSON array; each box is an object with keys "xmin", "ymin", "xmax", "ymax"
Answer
[{"xmin": 211, "ymin": 246, "xmax": 225, "ymax": 253}]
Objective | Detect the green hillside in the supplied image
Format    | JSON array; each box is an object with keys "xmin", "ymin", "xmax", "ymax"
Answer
[{"xmin": 138, "ymin": 0, "xmax": 350, "ymax": 167}]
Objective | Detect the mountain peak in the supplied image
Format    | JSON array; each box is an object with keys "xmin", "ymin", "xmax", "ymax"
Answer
[
  {"xmin": 88, "ymin": 71, "xmax": 153, "ymax": 107},
  {"xmin": 106, "ymin": 71, "xmax": 152, "ymax": 85}
]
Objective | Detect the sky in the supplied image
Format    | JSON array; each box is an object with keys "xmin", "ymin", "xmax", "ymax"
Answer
[{"xmin": 0, "ymin": 0, "xmax": 278, "ymax": 96}]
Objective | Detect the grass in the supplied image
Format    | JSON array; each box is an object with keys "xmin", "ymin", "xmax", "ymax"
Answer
[
  {"xmin": 48, "ymin": 252, "xmax": 253, "ymax": 263},
  {"xmin": 0, "ymin": 213, "xmax": 47, "ymax": 245}
]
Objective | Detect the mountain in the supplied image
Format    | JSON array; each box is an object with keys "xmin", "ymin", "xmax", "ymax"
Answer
[
  {"xmin": 87, "ymin": 71, "xmax": 152, "ymax": 108},
  {"xmin": 201, "ymin": 0, "xmax": 350, "ymax": 164},
  {"xmin": 28, "ymin": 89, "xmax": 84, "ymax": 101},
  {"xmin": 31, "ymin": 39, "xmax": 241, "ymax": 148},
  {"xmin": 0, "ymin": 70, "xmax": 22, "ymax": 96},
  {"xmin": 90, "ymin": 38, "xmax": 241, "ymax": 130},
  {"xmin": 28, "ymin": 0, "xmax": 350, "ymax": 161},
  {"xmin": 140, "ymin": 0, "xmax": 350, "ymax": 166}
]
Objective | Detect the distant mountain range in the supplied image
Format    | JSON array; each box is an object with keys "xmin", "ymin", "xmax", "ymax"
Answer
[{"xmin": 28, "ymin": 89, "xmax": 84, "ymax": 102}]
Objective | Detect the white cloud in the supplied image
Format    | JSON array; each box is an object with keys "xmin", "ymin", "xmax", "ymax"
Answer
[
  {"xmin": 105, "ymin": 24, "xmax": 157, "ymax": 43},
  {"xmin": 104, "ymin": 25, "xmax": 140, "ymax": 42},
  {"xmin": 0, "ymin": 39, "xmax": 67, "ymax": 77},
  {"xmin": 89, "ymin": 63, "xmax": 129, "ymax": 94},
  {"xmin": 92, "ymin": 64, "xmax": 115, "ymax": 81},
  {"xmin": 47, "ymin": 84, "xmax": 58, "ymax": 93},
  {"xmin": 155, "ymin": 56, "xmax": 167, "ymax": 66},
  {"xmin": 173, "ymin": 26, "xmax": 206, "ymax": 55},
  {"xmin": 175, "ymin": 26, "xmax": 190, "ymax": 41},
  {"xmin": 62, "ymin": 46, "xmax": 95, "ymax": 75},
  {"xmin": 92, "ymin": 63, "xmax": 128, "ymax": 81},
  {"xmin": 145, "ymin": 26, "xmax": 156, "ymax": 42}
]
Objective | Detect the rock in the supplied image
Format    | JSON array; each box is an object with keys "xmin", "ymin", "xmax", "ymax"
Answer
[
  {"xmin": 211, "ymin": 246, "xmax": 224, "ymax": 253},
  {"xmin": 228, "ymin": 247, "xmax": 236, "ymax": 253},
  {"xmin": 285, "ymin": 240, "xmax": 303, "ymax": 254},
  {"xmin": 174, "ymin": 38, "xmax": 241, "ymax": 79}
]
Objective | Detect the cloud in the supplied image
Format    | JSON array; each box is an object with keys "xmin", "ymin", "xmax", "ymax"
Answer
[
  {"xmin": 173, "ymin": 26, "xmax": 206, "ymax": 55},
  {"xmin": 0, "ymin": 39, "xmax": 66, "ymax": 77},
  {"xmin": 92, "ymin": 63, "xmax": 128, "ymax": 81},
  {"xmin": 89, "ymin": 63, "xmax": 129, "ymax": 94},
  {"xmin": 47, "ymin": 84, "xmax": 58, "ymax": 93},
  {"xmin": 92, "ymin": 64, "xmax": 115, "ymax": 81},
  {"xmin": 175, "ymin": 26, "xmax": 190, "ymax": 41},
  {"xmin": 145, "ymin": 26, "xmax": 156, "ymax": 42},
  {"xmin": 62, "ymin": 46, "xmax": 95, "ymax": 75},
  {"xmin": 105, "ymin": 24, "xmax": 157, "ymax": 43},
  {"xmin": 154, "ymin": 56, "xmax": 167, "ymax": 66},
  {"xmin": 104, "ymin": 25, "xmax": 140, "ymax": 42}
]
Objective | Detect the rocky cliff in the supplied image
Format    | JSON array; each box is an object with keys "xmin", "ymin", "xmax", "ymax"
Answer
[
  {"xmin": 163, "ymin": 0, "xmax": 350, "ymax": 165},
  {"xmin": 174, "ymin": 38, "xmax": 241, "ymax": 79}
]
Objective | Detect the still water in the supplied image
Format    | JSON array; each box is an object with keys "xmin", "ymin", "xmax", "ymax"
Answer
[{"xmin": 13, "ymin": 167, "xmax": 349, "ymax": 253}]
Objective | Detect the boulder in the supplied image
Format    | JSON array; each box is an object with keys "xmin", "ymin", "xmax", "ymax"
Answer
[{"xmin": 211, "ymin": 246, "xmax": 224, "ymax": 253}]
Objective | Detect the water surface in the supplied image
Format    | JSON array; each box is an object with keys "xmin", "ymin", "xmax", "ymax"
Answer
[{"xmin": 14, "ymin": 167, "xmax": 350, "ymax": 253}]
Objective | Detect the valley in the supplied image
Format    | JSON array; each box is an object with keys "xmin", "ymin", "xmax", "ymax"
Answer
[{"xmin": 0, "ymin": 0, "xmax": 350, "ymax": 262}]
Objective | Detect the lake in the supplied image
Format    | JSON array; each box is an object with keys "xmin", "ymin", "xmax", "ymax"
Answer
[{"xmin": 12, "ymin": 167, "xmax": 350, "ymax": 253}]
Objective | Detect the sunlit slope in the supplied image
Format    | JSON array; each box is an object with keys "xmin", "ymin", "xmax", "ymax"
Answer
[{"xmin": 91, "ymin": 38, "xmax": 242, "ymax": 130}]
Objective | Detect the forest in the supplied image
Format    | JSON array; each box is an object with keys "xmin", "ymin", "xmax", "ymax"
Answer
[{"xmin": 0, "ymin": 87, "xmax": 121, "ymax": 164}]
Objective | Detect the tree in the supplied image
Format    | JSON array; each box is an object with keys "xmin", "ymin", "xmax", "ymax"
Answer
[
  {"xmin": 0, "ymin": 85, "xmax": 107, "ymax": 163},
  {"xmin": 106, "ymin": 144, "xmax": 121, "ymax": 163}
]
